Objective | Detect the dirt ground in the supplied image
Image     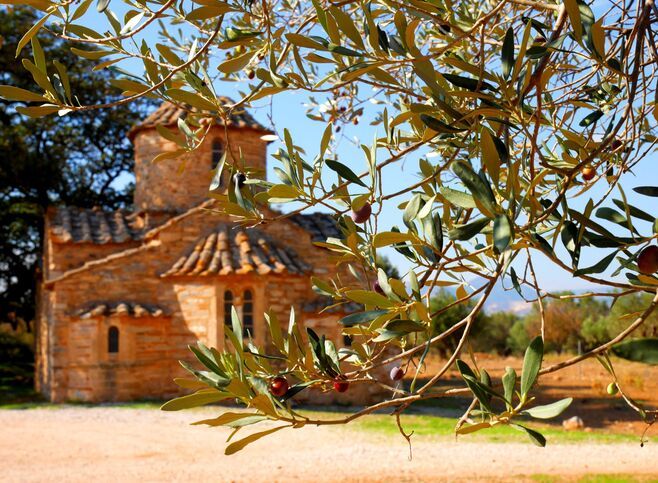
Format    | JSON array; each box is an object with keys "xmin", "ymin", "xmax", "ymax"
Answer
[
  {"xmin": 430, "ymin": 353, "xmax": 658, "ymax": 435},
  {"xmin": 1, "ymin": 406, "xmax": 657, "ymax": 483},
  {"xmin": 2, "ymin": 355, "xmax": 657, "ymax": 482}
]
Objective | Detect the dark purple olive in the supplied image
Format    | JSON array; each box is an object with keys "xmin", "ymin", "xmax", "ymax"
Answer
[
  {"xmin": 610, "ymin": 139, "xmax": 622, "ymax": 151},
  {"xmin": 533, "ymin": 35, "xmax": 547, "ymax": 44},
  {"xmin": 373, "ymin": 280, "xmax": 384, "ymax": 295},
  {"xmin": 351, "ymin": 202, "xmax": 372, "ymax": 224},
  {"xmin": 638, "ymin": 245, "xmax": 658, "ymax": 275},
  {"xmin": 269, "ymin": 376, "xmax": 289, "ymax": 397},
  {"xmin": 234, "ymin": 173, "xmax": 246, "ymax": 188},
  {"xmin": 390, "ymin": 366, "xmax": 405, "ymax": 381},
  {"xmin": 333, "ymin": 377, "xmax": 349, "ymax": 393}
]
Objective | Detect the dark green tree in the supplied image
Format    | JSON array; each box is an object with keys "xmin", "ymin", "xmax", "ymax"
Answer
[
  {"xmin": 0, "ymin": 8, "xmax": 154, "ymax": 327},
  {"xmin": 471, "ymin": 310, "xmax": 521, "ymax": 356},
  {"xmin": 509, "ymin": 294, "xmax": 609, "ymax": 354},
  {"xmin": 375, "ymin": 254, "xmax": 400, "ymax": 279},
  {"xmin": 581, "ymin": 292, "xmax": 658, "ymax": 349},
  {"xmin": 429, "ymin": 288, "xmax": 488, "ymax": 355}
]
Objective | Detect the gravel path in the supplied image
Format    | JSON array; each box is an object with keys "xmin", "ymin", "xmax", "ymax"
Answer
[{"xmin": 1, "ymin": 407, "xmax": 656, "ymax": 482}]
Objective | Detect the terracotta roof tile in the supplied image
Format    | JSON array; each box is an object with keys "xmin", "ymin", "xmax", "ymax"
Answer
[
  {"xmin": 289, "ymin": 213, "xmax": 341, "ymax": 242},
  {"xmin": 128, "ymin": 100, "xmax": 270, "ymax": 139},
  {"xmin": 161, "ymin": 225, "xmax": 311, "ymax": 277},
  {"xmin": 75, "ymin": 302, "xmax": 165, "ymax": 319},
  {"xmin": 50, "ymin": 206, "xmax": 145, "ymax": 244}
]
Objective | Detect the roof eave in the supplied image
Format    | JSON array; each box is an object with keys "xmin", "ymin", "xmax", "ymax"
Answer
[{"xmin": 127, "ymin": 121, "xmax": 274, "ymax": 142}]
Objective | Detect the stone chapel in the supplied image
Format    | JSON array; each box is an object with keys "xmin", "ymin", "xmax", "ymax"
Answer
[{"xmin": 35, "ymin": 101, "xmax": 356, "ymax": 402}]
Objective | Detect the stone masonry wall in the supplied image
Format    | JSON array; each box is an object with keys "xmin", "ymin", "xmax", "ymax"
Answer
[
  {"xmin": 60, "ymin": 313, "xmax": 173, "ymax": 401},
  {"xmin": 46, "ymin": 239, "xmax": 141, "ymax": 280},
  {"xmin": 133, "ymin": 126, "xmax": 268, "ymax": 213},
  {"xmin": 40, "ymin": 205, "xmax": 348, "ymax": 402},
  {"xmin": 43, "ymin": 211, "xmax": 140, "ymax": 280}
]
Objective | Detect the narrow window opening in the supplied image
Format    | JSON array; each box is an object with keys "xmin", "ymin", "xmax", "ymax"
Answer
[
  {"xmin": 108, "ymin": 326, "xmax": 119, "ymax": 353},
  {"xmin": 243, "ymin": 290, "xmax": 254, "ymax": 334},
  {"xmin": 224, "ymin": 290, "xmax": 233, "ymax": 326}
]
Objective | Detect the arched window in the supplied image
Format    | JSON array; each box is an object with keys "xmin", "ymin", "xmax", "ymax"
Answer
[
  {"xmin": 243, "ymin": 290, "xmax": 254, "ymax": 333},
  {"xmin": 211, "ymin": 139, "xmax": 224, "ymax": 170},
  {"xmin": 224, "ymin": 290, "xmax": 233, "ymax": 326},
  {"xmin": 108, "ymin": 326, "xmax": 119, "ymax": 353}
]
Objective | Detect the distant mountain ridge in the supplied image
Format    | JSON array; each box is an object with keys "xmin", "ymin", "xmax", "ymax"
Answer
[{"xmin": 482, "ymin": 281, "xmax": 605, "ymax": 314}]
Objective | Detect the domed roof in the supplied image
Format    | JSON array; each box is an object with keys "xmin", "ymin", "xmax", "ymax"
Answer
[{"xmin": 128, "ymin": 100, "xmax": 271, "ymax": 140}]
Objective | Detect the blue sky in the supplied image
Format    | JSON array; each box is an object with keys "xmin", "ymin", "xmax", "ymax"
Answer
[
  {"xmin": 70, "ymin": 11, "xmax": 658, "ymax": 302},
  {"xmin": 243, "ymin": 89, "xmax": 657, "ymax": 293}
]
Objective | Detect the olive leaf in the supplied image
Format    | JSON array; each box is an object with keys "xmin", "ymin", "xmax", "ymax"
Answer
[
  {"xmin": 511, "ymin": 424, "xmax": 546, "ymax": 447},
  {"xmin": 501, "ymin": 27, "xmax": 515, "ymax": 79},
  {"xmin": 612, "ymin": 338, "xmax": 658, "ymax": 365},
  {"xmin": 522, "ymin": 398, "xmax": 573, "ymax": 419},
  {"xmin": 325, "ymin": 159, "xmax": 367, "ymax": 187},
  {"xmin": 452, "ymin": 160, "xmax": 498, "ymax": 218},
  {"xmin": 520, "ymin": 336, "xmax": 543, "ymax": 398},
  {"xmin": 225, "ymin": 426, "xmax": 288, "ymax": 455},
  {"xmin": 493, "ymin": 214, "xmax": 513, "ymax": 254}
]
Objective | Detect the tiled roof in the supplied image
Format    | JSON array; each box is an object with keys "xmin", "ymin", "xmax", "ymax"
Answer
[
  {"xmin": 128, "ymin": 100, "xmax": 270, "ymax": 139},
  {"xmin": 302, "ymin": 297, "xmax": 362, "ymax": 314},
  {"xmin": 289, "ymin": 213, "xmax": 342, "ymax": 242},
  {"xmin": 49, "ymin": 206, "xmax": 340, "ymax": 248},
  {"xmin": 75, "ymin": 302, "xmax": 165, "ymax": 319},
  {"xmin": 161, "ymin": 225, "xmax": 311, "ymax": 277},
  {"xmin": 50, "ymin": 206, "xmax": 145, "ymax": 244}
]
